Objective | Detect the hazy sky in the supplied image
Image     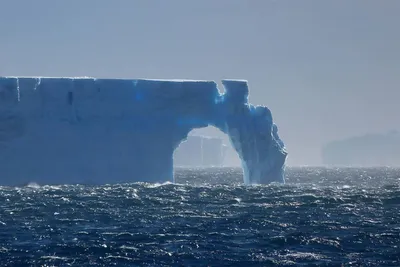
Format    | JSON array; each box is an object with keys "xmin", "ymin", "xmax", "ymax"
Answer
[{"xmin": 1, "ymin": 0, "xmax": 399, "ymax": 165}]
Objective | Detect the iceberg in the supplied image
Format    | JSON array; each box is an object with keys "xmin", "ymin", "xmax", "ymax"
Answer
[
  {"xmin": 322, "ymin": 131, "xmax": 400, "ymax": 166},
  {"xmin": 0, "ymin": 77, "xmax": 287, "ymax": 186}
]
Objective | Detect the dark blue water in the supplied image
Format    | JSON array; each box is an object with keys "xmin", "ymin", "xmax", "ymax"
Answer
[{"xmin": 0, "ymin": 167, "xmax": 399, "ymax": 266}]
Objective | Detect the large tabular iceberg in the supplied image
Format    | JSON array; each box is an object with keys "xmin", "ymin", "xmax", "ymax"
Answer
[{"xmin": 0, "ymin": 77, "xmax": 287, "ymax": 186}]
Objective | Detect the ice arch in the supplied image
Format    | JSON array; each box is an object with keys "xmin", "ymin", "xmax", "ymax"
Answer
[
  {"xmin": 173, "ymin": 126, "xmax": 233, "ymax": 167},
  {"xmin": 0, "ymin": 77, "xmax": 287, "ymax": 186}
]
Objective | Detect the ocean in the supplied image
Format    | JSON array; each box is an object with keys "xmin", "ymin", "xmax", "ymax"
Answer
[{"xmin": 0, "ymin": 167, "xmax": 399, "ymax": 266}]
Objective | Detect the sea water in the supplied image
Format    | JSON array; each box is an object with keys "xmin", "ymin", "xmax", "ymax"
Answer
[{"xmin": 0, "ymin": 167, "xmax": 399, "ymax": 266}]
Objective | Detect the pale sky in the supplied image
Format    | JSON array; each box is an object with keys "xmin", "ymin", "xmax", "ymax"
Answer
[{"xmin": 1, "ymin": 0, "xmax": 399, "ymax": 165}]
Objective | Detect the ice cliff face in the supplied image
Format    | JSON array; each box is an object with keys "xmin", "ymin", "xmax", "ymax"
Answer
[
  {"xmin": 0, "ymin": 77, "xmax": 287, "ymax": 186},
  {"xmin": 212, "ymin": 80, "xmax": 286, "ymax": 184}
]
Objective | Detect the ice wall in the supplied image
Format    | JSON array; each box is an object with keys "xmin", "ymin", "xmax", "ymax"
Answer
[{"xmin": 0, "ymin": 77, "xmax": 287, "ymax": 186}]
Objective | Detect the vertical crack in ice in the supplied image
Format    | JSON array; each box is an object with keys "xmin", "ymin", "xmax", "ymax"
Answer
[
  {"xmin": 34, "ymin": 77, "xmax": 41, "ymax": 90},
  {"xmin": 16, "ymin": 78, "xmax": 20, "ymax": 102},
  {"xmin": 69, "ymin": 78, "xmax": 78, "ymax": 123}
]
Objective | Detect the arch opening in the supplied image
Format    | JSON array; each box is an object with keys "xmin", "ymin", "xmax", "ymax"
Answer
[
  {"xmin": 174, "ymin": 126, "xmax": 241, "ymax": 167},
  {"xmin": 169, "ymin": 79, "xmax": 287, "ymax": 185},
  {"xmin": 173, "ymin": 125, "xmax": 242, "ymax": 183}
]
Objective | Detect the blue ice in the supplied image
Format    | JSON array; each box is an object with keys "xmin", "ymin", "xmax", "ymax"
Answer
[{"xmin": 0, "ymin": 77, "xmax": 287, "ymax": 186}]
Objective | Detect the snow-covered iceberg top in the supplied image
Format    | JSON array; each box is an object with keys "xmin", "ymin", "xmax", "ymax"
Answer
[{"xmin": 0, "ymin": 77, "xmax": 287, "ymax": 186}]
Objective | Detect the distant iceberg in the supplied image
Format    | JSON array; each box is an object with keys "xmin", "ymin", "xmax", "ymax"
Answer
[
  {"xmin": 174, "ymin": 135, "xmax": 228, "ymax": 167},
  {"xmin": 322, "ymin": 131, "xmax": 400, "ymax": 167},
  {"xmin": 0, "ymin": 77, "xmax": 287, "ymax": 186}
]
